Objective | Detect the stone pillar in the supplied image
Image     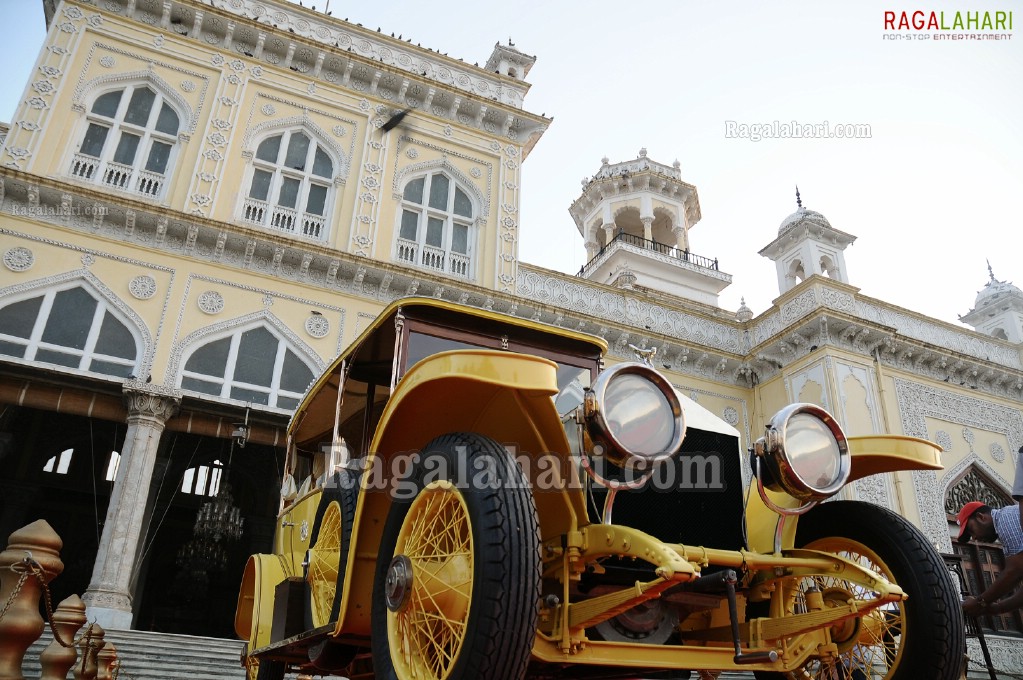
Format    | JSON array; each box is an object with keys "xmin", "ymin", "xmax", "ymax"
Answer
[
  {"xmin": 602, "ymin": 222, "xmax": 616, "ymax": 246},
  {"xmin": 82, "ymin": 381, "xmax": 180, "ymax": 629},
  {"xmin": 641, "ymin": 216, "xmax": 653, "ymax": 243},
  {"xmin": 672, "ymin": 225, "xmax": 687, "ymax": 251}
]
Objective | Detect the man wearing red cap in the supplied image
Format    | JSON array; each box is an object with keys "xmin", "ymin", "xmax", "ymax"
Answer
[{"xmin": 958, "ymin": 446, "xmax": 1023, "ymax": 617}]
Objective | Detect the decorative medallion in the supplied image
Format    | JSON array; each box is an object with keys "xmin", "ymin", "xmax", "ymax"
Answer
[
  {"xmin": 990, "ymin": 442, "xmax": 1006, "ymax": 463},
  {"xmin": 470, "ymin": 167, "xmax": 481, "ymax": 178},
  {"xmin": 153, "ymin": 35, "xmax": 164, "ymax": 47},
  {"xmin": 197, "ymin": 290, "xmax": 224, "ymax": 314},
  {"xmin": 305, "ymin": 315, "xmax": 330, "ymax": 338},
  {"xmin": 261, "ymin": 103, "xmax": 275, "ymax": 116},
  {"xmin": 3, "ymin": 247, "xmax": 34, "ymax": 272},
  {"xmin": 405, "ymin": 148, "xmax": 419, "ymax": 159},
  {"xmin": 263, "ymin": 294, "xmax": 274, "ymax": 308},
  {"xmin": 180, "ymin": 80, "xmax": 195, "ymax": 92},
  {"xmin": 212, "ymin": 118, "xmax": 231, "ymax": 130},
  {"xmin": 723, "ymin": 406, "xmax": 739, "ymax": 426},
  {"xmin": 81, "ymin": 254, "xmax": 95, "ymax": 267},
  {"xmin": 962, "ymin": 427, "xmax": 976, "ymax": 450},
  {"xmin": 128, "ymin": 275, "xmax": 157, "ymax": 300},
  {"xmin": 99, "ymin": 56, "xmax": 115, "ymax": 68},
  {"xmin": 249, "ymin": 66, "xmax": 264, "ymax": 78},
  {"xmin": 211, "ymin": 54, "xmax": 225, "ymax": 66},
  {"xmin": 689, "ymin": 391, "xmax": 700, "ymax": 403},
  {"xmin": 935, "ymin": 430, "xmax": 952, "ymax": 451},
  {"xmin": 331, "ymin": 125, "xmax": 346, "ymax": 137},
  {"xmin": 443, "ymin": 125, "xmax": 453, "ymax": 137}
]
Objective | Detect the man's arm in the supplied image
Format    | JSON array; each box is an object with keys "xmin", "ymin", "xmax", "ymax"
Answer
[{"xmin": 964, "ymin": 552, "xmax": 1023, "ymax": 616}]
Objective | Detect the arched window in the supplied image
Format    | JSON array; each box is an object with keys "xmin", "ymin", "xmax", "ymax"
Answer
[
  {"xmin": 179, "ymin": 325, "xmax": 315, "ymax": 410},
  {"xmin": 241, "ymin": 130, "xmax": 335, "ymax": 240},
  {"xmin": 395, "ymin": 171, "xmax": 475, "ymax": 278},
  {"xmin": 182, "ymin": 459, "xmax": 223, "ymax": 497},
  {"xmin": 0, "ymin": 285, "xmax": 139, "ymax": 378},
  {"xmin": 69, "ymin": 85, "xmax": 180, "ymax": 199}
]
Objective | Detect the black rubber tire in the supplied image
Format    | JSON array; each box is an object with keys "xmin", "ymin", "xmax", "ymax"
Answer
[
  {"xmin": 753, "ymin": 500, "xmax": 965, "ymax": 680},
  {"xmin": 304, "ymin": 469, "xmax": 358, "ymax": 627},
  {"xmin": 371, "ymin": 432, "xmax": 541, "ymax": 680},
  {"xmin": 304, "ymin": 469, "xmax": 359, "ymax": 670},
  {"xmin": 251, "ymin": 659, "xmax": 284, "ymax": 680}
]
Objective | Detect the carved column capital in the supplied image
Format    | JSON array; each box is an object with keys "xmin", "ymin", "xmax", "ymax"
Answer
[{"xmin": 122, "ymin": 381, "xmax": 181, "ymax": 422}]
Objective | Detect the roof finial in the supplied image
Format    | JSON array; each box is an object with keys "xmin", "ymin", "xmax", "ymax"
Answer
[
  {"xmin": 987, "ymin": 259, "xmax": 996, "ymax": 282},
  {"xmin": 795, "ymin": 185, "xmax": 802, "ymax": 209}
]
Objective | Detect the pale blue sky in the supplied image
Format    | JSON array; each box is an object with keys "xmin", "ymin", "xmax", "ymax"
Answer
[{"xmin": 3, "ymin": 0, "xmax": 1021, "ymax": 327}]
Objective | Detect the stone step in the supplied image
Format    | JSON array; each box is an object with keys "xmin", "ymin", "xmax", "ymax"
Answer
[{"xmin": 20, "ymin": 628, "xmax": 761, "ymax": 679}]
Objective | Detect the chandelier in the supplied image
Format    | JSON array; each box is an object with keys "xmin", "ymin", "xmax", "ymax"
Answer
[{"xmin": 177, "ymin": 471, "xmax": 245, "ymax": 574}]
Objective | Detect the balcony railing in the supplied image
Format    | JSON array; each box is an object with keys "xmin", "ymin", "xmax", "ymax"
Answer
[
  {"xmin": 396, "ymin": 237, "xmax": 471, "ymax": 279},
  {"xmin": 241, "ymin": 197, "xmax": 326, "ymax": 240},
  {"xmin": 69, "ymin": 153, "xmax": 166, "ymax": 199},
  {"xmin": 578, "ymin": 230, "xmax": 719, "ymax": 277}
]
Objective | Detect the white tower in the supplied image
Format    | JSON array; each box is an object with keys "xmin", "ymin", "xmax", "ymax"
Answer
[
  {"xmin": 960, "ymin": 264, "xmax": 1023, "ymax": 343},
  {"xmin": 759, "ymin": 189, "xmax": 856, "ymax": 295},
  {"xmin": 570, "ymin": 149, "xmax": 731, "ymax": 306}
]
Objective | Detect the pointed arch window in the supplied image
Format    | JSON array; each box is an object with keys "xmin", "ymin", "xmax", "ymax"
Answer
[
  {"xmin": 395, "ymin": 171, "xmax": 475, "ymax": 278},
  {"xmin": 241, "ymin": 130, "xmax": 335, "ymax": 240},
  {"xmin": 69, "ymin": 84, "xmax": 180, "ymax": 199},
  {"xmin": 0, "ymin": 285, "xmax": 140, "ymax": 378},
  {"xmin": 180, "ymin": 325, "xmax": 315, "ymax": 410}
]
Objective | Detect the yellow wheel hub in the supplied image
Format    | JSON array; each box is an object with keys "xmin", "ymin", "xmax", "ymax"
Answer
[
  {"xmin": 387, "ymin": 480, "xmax": 473, "ymax": 680},
  {"xmin": 307, "ymin": 501, "xmax": 342, "ymax": 628}
]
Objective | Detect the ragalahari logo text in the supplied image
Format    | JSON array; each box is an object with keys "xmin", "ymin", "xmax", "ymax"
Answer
[{"xmin": 883, "ymin": 10, "xmax": 1013, "ymax": 41}]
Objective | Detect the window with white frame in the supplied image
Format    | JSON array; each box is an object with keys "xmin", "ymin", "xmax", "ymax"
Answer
[
  {"xmin": 0, "ymin": 285, "xmax": 140, "ymax": 378},
  {"xmin": 180, "ymin": 325, "xmax": 315, "ymax": 410},
  {"xmin": 241, "ymin": 130, "xmax": 335, "ymax": 240},
  {"xmin": 181, "ymin": 458, "xmax": 223, "ymax": 497},
  {"xmin": 395, "ymin": 172, "xmax": 475, "ymax": 278},
  {"xmin": 69, "ymin": 85, "xmax": 180, "ymax": 199}
]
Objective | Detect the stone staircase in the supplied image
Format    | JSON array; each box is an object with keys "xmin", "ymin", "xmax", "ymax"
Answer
[
  {"xmin": 19, "ymin": 629, "xmax": 777, "ymax": 680},
  {"xmin": 24, "ymin": 629, "xmax": 249, "ymax": 679}
]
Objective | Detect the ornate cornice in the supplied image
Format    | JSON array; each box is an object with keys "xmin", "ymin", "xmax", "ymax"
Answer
[{"xmin": 76, "ymin": 0, "xmax": 550, "ymax": 154}]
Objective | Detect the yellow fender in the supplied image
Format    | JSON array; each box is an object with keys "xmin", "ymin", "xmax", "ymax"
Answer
[
  {"xmin": 235, "ymin": 554, "xmax": 289, "ymax": 651},
  {"xmin": 746, "ymin": 435, "xmax": 942, "ymax": 554},
  {"xmin": 336, "ymin": 349, "xmax": 582, "ymax": 637}
]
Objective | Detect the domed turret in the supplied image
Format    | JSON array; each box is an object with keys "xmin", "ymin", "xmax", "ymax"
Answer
[
  {"xmin": 960, "ymin": 263, "xmax": 1023, "ymax": 343},
  {"xmin": 759, "ymin": 188, "xmax": 856, "ymax": 296},
  {"xmin": 569, "ymin": 149, "xmax": 731, "ymax": 306}
]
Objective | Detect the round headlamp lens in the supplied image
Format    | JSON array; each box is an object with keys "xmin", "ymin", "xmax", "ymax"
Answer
[
  {"xmin": 603, "ymin": 373, "xmax": 675, "ymax": 456},
  {"xmin": 785, "ymin": 412, "xmax": 843, "ymax": 489}
]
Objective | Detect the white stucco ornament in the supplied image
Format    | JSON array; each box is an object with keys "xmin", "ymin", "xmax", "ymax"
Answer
[
  {"xmin": 3, "ymin": 247, "xmax": 34, "ymax": 272},
  {"xmin": 129, "ymin": 275, "xmax": 157, "ymax": 300},
  {"xmin": 198, "ymin": 290, "xmax": 225, "ymax": 314},
  {"xmin": 305, "ymin": 315, "xmax": 330, "ymax": 338}
]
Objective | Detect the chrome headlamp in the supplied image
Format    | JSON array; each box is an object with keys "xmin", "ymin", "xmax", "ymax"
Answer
[
  {"xmin": 753, "ymin": 403, "xmax": 850, "ymax": 502},
  {"xmin": 583, "ymin": 363, "xmax": 686, "ymax": 467}
]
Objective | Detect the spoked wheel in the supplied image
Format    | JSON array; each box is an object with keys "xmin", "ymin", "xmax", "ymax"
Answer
[
  {"xmin": 305, "ymin": 470, "xmax": 358, "ymax": 670},
  {"xmin": 754, "ymin": 501, "xmax": 964, "ymax": 680},
  {"xmin": 371, "ymin": 432, "xmax": 541, "ymax": 680}
]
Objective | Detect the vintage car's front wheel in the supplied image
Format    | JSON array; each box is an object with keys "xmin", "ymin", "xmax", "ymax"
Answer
[
  {"xmin": 755, "ymin": 500, "xmax": 964, "ymax": 680},
  {"xmin": 371, "ymin": 432, "xmax": 541, "ymax": 680}
]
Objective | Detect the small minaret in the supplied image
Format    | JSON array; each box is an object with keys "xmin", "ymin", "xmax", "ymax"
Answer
[
  {"xmin": 960, "ymin": 263, "xmax": 1023, "ymax": 343},
  {"xmin": 570, "ymin": 149, "xmax": 731, "ymax": 306},
  {"xmin": 758, "ymin": 188, "xmax": 856, "ymax": 295}
]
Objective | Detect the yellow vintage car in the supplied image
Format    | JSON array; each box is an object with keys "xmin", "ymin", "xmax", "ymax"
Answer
[{"xmin": 235, "ymin": 297, "xmax": 964, "ymax": 680}]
